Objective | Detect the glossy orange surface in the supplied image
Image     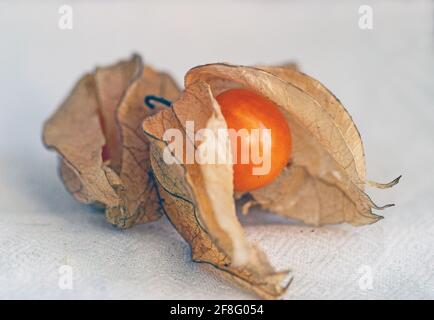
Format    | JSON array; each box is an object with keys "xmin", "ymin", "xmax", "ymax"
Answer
[{"xmin": 216, "ymin": 88, "xmax": 292, "ymax": 192}]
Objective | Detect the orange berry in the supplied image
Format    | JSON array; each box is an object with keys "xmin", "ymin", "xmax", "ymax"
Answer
[{"xmin": 216, "ymin": 88, "xmax": 292, "ymax": 192}]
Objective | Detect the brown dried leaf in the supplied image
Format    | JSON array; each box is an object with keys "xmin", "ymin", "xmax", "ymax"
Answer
[
  {"xmin": 143, "ymin": 81, "xmax": 291, "ymax": 299},
  {"xmin": 43, "ymin": 55, "xmax": 181, "ymax": 228},
  {"xmin": 106, "ymin": 65, "xmax": 181, "ymax": 228},
  {"xmin": 94, "ymin": 54, "xmax": 143, "ymax": 172},
  {"xmin": 258, "ymin": 65, "xmax": 366, "ymax": 184},
  {"xmin": 43, "ymin": 73, "xmax": 121, "ymax": 207},
  {"xmin": 185, "ymin": 63, "xmax": 399, "ymax": 226}
]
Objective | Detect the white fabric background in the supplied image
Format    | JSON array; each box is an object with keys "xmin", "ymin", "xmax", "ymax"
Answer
[{"xmin": 0, "ymin": 0, "xmax": 433, "ymax": 299}]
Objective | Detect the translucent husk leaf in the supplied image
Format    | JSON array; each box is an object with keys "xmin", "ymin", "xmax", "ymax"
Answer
[
  {"xmin": 94, "ymin": 54, "xmax": 144, "ymax": 172},
  {"xmin": 185, "ymin": 63, "xmax": 399, "ymax": 226},
  {"xmin": 43, "ymin": 55, "xmax": 181, "ymax": 228},
  {"xmin": 143, "ymin": 81, "xmax": 291, "ymax": 299},
  {"xmin": 106, "ymin": 64, "xmax": 181, "ymax": 227},
  {"xmin": 43, "ymin": 73, "xmax": 122, "ymax": 207}
]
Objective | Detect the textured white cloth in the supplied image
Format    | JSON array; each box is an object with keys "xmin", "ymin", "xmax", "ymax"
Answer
[{"xmin": 0, "ymin": 0, "xmax": 433, "ymax": 299}]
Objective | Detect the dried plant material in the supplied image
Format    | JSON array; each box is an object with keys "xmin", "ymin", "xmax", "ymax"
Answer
[
  {"xmin": 43, "ymin": 74, "xmax": 121, "ymax": 207},
  {"xmin": 94, "ymin": 55, "xmax": 144, "ymax": 172},
  {"xmin": 106, "ymin": 65, "xmax": 181, "ymax": 227},
  {"xmin": 143, "ymin": 81, "xmax": 291, "ymax": 299},
  {"xmin": 185, "ymin": 63, "xmax": 399, "ymax": 226},
  {"xmin": 43, "ymin": 55, "xmax": 181, "ymax": 228},
  {"xmin": 44, "ymin": 56, "xmax": 399, "ymax": 300},
  {"xmin": 257, "ymin": 65, "xmax": 366, "ymax": 184}
]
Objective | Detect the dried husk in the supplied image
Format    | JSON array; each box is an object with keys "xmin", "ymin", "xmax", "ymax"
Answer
[
  {"xmin": 43, "ymin": 55, "xmax": 181, "ymax": 228},
  {"xmin": 142, "ymin": 63, "xmax": 399, "ymax": 298},
  {"xmin": 185, "ymin": 63, "xmax": 400, "ymax": 226},
  {"xmin": 143, "ymin": 81, "xmax": 291, "ymax": 299}
]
